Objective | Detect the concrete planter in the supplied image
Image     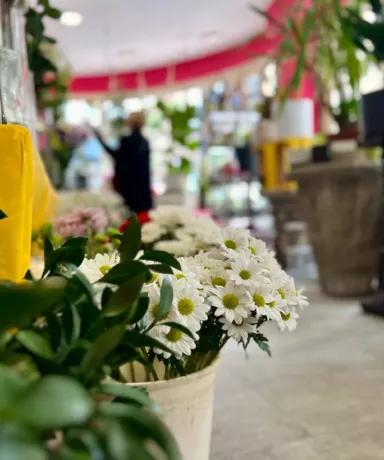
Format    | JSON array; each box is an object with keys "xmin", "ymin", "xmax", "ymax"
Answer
[{"xmin": 290, "ymin": 162, "xmax": 381, "ymax": 297}]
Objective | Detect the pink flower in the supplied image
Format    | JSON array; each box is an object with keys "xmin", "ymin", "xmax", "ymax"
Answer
[{"xmin": 54, "ymin": 207, "xmax": 107, "ymax": 239}]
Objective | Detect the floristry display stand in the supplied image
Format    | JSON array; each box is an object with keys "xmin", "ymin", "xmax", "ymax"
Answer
[{"xmin": 290, "ymin": 163, "xmax": 381, "ymax": 297}]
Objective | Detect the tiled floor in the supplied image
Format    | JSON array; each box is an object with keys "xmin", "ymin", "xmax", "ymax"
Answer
[{"xmin": 211, "ymin": 281, "xmax": 384, "ymax": 459}]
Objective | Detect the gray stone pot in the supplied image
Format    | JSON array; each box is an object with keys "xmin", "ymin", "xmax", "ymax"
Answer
[{"xmin": 290, "ymin": 162, "xmax": 382, "ymax": 297}]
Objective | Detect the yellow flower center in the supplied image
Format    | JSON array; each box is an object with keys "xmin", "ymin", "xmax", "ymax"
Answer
[
  {"xmin": 166, "ymin": 328, "xmax": 183, "ymax": 343},
  {"xmin": 146, "ymin": 273, "xmax": 158, "ymax": 284},
  {"xmin": 281, "ymin": 312, "xmax": 291, "ymax": 321},
  {"xmin": 278, "ymin": 288, "xmax": 286, "ymax": 299},
  {"xmin": 99, "ymin": 265, "xmax": 112, "ymax": 275},
  {"xmin": 248, "ymin": 246, "xmax": 256, "ymax": 255},
  {"xmin": 178, "ymin": 298, "xmax": 194, "ymax": 316},
  {"xmin": 239, "ymin": 270, "xmax": 251, "ymax": 280},
  {"xmin": 223, "ymin": 294, "xmax": 239, "ymax": 310},
  {"xmin": 212, "ymin": 277, "xmax": 226, "ymax": 287},
  {"xmin": 253, "ymin": 294, "xmax": 265, "ymax": 307},
  {"xmin": 152, "ymin": 303, "xmax": 167, "ymax": 320},
  {"xmin": 268, "ymin": 301, "xmax": 275, "ymax": 308},
  {"xmin": 225, "ymin": 239, "xmax": 237, "ymax": 250},
  {"xmin": 176, "ymin": 273, "xmax": 186, "ymax": 280}
]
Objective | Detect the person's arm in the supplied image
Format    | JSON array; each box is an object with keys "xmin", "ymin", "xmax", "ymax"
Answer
[{"xmin": 93, "ymin": 129, "xmax": 119, "ymax": 160}]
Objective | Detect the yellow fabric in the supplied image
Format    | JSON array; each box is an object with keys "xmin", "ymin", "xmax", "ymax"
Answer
[
  {"xmin": 0, "ymin": 126, "xmax": 34, "ymax": 282},
  {"xmin": 32, "ymin": 150, "xmax": 59, "ymax": 231}
]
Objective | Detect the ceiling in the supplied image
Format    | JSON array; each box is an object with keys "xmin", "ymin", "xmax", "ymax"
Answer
[{"xmin": 45, "ymin": 0, "xmax": 273, "ymax": 76}]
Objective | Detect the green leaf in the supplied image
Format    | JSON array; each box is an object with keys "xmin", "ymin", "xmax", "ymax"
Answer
[
  {"xmin": 0, "ymin": 210, "xmax": 7, "ymax": 220},
  {"xmin": 140, "ymin": 251, "xmax": 181, "ymax": 270},
  {"xmin": 44, "ymin": 237, "xmax": 54, "ymax": 262},
  {"xmin": 0, "ymin": 442, "xmax": 46, "ymax": 460},
  {"xmin": 16, "ymin": 331, "xmax": 54, "ymax": 360},
  {"xmin": 157, "ymin": 277, "xmax": 173, "ymax": 322},
  {"xmin": 160, "ymin": 322, "xmax": 196, "ymax": 340},
  {"xmin": 44, "ymin": 240, "xmax": 87, "ymax": 275},
  {"xmin": 99, "ymin": 261, "xmax": 148, "ymax": 285},
  {"xmin": 120, "ymin": 214, "xmax": 141, "ymax": 262},
  {"xmin": 92, "ymin": 383, "xmax": 159, "ymax": 412},
  {"xmin": 149, "ymin": 264, "xmax": 174, "ymax": 275},
  {"xmin": 61, "ymin": 302, "xmax": 82, "ymax": 343},
  {"xmin": 98, "ymin": 403, "xmax": 182, "ymax": 460},
  {"xmin": 0, "ymin": 277, "xmax": 67, "ymax": 335},
  {"xmin": 45, "ymin": 7, "xmax": 62, "ymax": 19},
  {"xmin": 126, "ymin": 294, "xmax": 149, "ymax": 325},
  {"xmin": 101, "ymin": 286, "xmax": 114, "ymax": 309},
  {"xmin": 13, "ymin": 376, "xmax": 94, "ymax": 429},
  {"xmin": 123, "ymin": 330, "xmax": 177, "ymax": 357},
  {"xmin": 80, "ymin": 325, "xmax": 126, "ymax": 382},
  {"xmin": 0, "ymin": 364, "xmax": 29, "ymax": 410},
  {"xmin": 103, "ymin": 275, "xmax": 144, "ymax": 318},
  {"xmin": 42, "ymin": 35, "xmax": 57, "ymax": 44}
]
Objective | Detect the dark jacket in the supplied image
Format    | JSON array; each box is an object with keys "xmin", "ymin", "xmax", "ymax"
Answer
[{"xmin": 96, "ymin": 129, "xmax": 153, "ymax": 213}]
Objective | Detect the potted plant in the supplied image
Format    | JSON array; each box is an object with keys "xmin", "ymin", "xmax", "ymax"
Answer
[
  {"xmin": 156, "ymin": 101, "xmax": 199, "ymax": 204},
  {"xmin": 251, "ymin": 0, "xmax": 368, "ymax": 143},
  {"xmin": 7, "ymin": 210, "xmax": 307, "ymax": 460}
]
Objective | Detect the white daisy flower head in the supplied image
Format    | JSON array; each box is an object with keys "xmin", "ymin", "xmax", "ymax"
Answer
[
  {"xmin": 146, "ymin": 283, "xmax": 178, "ymax": 324},
  {"xmin": 247, "ymin": 237, "xmax": 268, "ymax": 258},
  {"xmin": 154, "ymin": 239, "xmax": 194, "ymax": 257},
  {"xmin": 294, "ymin": 288, "xmax": 309, "ymax": 309},
  {"xmin": 142, "ymin": 222, "xmax": 167, "ymax": 244},
  {"xmin": 79, "ymin": 252, "xmax": 120, "ymax": 283},
  {"xmin": 173, "ymin": 284, "xmax": 210, "ymax": 332},
  {"xmin": 208, "ymin": 282, "xmax": 254, "ymax": 323},
  {"xmin": 219, "ymin": 316, "xmax": 257, "ymax": 343},
  {"xmin": 205, "ymin": 265, "xmax": 231, "ymax": 290},
  {"xmin": 152, "ymin": 324, "xmax": 197, "ymax": 359},
  {"xmin": 220, "ymin": 227, "xmax": 249, "ymax": 255},
  {"xmin": 228, "ymin": 252, "xmax": 266, "ymax": 287},
  {"xmin": 174, "ymin": 257, "xmax": 202, "ymax": 289},
  {"xmin": 248, "ymin": 284, "xmax": 282, "ymax": 321},
  {"xmin": 278, "ymin": 308, "xmax": 300, "ymax": 332}
]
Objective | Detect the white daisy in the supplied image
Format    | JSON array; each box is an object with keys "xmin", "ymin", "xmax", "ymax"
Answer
[
  {"xmin": 247, "ymin": 237, "xmax": 268, "ymax": 258},
  {"xmin": 228, "ymin": 252, "xmax": 266, "ymax": 287},
  {"xmin": 293, "ymin": 288, "xmax": 309, "ymax": 309},
  {"xmin": 142, "ymin": 222, "xmax": 167, "ymax": 244},
  {"xmin": 208, "ymin": 282, "xmax": 253, "ymax": 323},
  {"xmin": 219, "ymin": 316, "xmax": 257, "ymax": 343},
  {"xmin": 173, "ymin": 284, "xmax": 210, "ymax": 332},
  {"xmin": 147, "ymin": 284, "xmax": 178, "ymax": 323},
  {"xmin": 220, "ymin": 227, "xmax": 249, "ymax": 254},
  {"xmin": 152, "ymin": 325, "xmax": 197, "ymax": 359},
  {"xmin": 205, "ymin": 265, "xmax": 231, "ymax": 290},
  {"xmin": 278, "ymin": 308, "xmax": 300, "ymax": 332},
  {"xmin": 248, "ymin": 285, "xmax": 282, "ymax": 321},
  {"xmin": 154, "ymin": 239, "xmax": 194, "ymax": 256},
  {"xmin": 79, "ymin": 252, "xmax": 120, "ymax": 283},
  {"xmin": 174, "ymin": 257, "xmax": 202, "ymax": 289},
  {"xmin": 276, "ymin": 276, "xmax": 300, "ymax": 306}
]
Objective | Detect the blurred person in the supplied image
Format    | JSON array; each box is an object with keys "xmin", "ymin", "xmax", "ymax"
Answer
[
  {"xmin": 65, "ymin": 128, "xmax": 104, "ymax": 190},
  {"xmin": 93, "ymin": 112, "xmax": 153, "ymax": 213}
]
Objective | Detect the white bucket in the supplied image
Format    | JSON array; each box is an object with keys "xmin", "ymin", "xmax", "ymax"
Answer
[{"xmin": 127, "ymin": 360, "xmax": 219, "ymax": 460}]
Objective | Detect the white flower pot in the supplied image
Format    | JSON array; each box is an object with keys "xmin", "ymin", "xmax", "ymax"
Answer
[{"xmin": 127, "ymin": 360, "xmax": 219, "ymax": 460}]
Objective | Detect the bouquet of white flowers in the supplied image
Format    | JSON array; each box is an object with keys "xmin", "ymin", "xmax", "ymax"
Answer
[{"xmin": 80, "ymin": 220, "xmax": 308, "ymax": 379}]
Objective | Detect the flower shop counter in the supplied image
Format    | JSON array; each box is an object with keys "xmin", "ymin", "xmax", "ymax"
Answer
[{"xmin": 289, "ymin": 162, "xmax": 381, "ymax": 297}]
